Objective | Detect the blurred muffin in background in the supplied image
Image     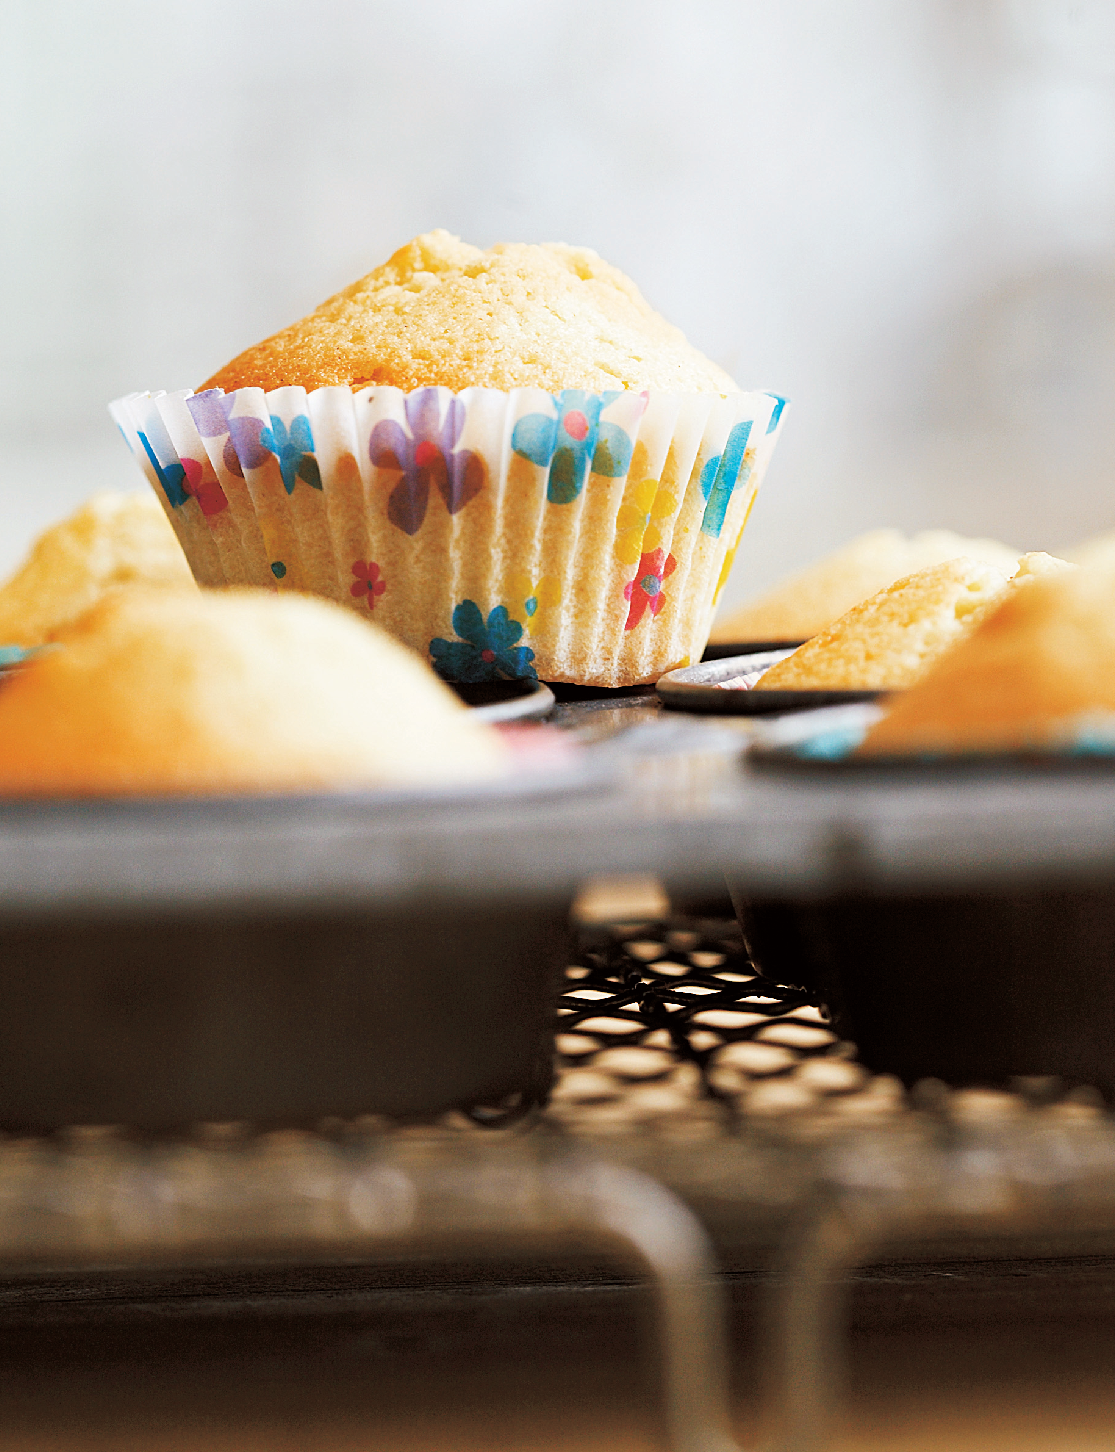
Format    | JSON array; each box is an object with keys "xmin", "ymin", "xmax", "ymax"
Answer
[
  {"xmin": 710, "ymin": 528, "xmax": 1021, "ymax": 644},
  {"xmin": 754, "ymin": 551, "xmax": 1070, "ymax": 693},
  {"xmin": 858, "ymin": 553, "xmax": 1107, "ymax": 757},
  {"xmin": 1065, "ymin": 526, "xmax": 1115, "ymax": 569},
  {"xmin": 0, "ymin": 492, "xmax": 194, "ymax": 647},
  {"xmin": 0, "ymin": 587, "xmax": 507, "ymax": 797}
]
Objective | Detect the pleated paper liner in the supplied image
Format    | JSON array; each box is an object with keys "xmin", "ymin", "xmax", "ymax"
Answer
[{"xmin": 110, "ymin": 385, "xmax": 787, "ymax": 688}]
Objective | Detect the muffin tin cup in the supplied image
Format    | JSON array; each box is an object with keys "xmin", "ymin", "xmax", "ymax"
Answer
[
  {"xmin": 657, "ymin": 651, "xmax": 891, "ymax": 714},
  {"xmin": 733, "ymin": 704, "xmax": 1115, "ymax": 1099},
  {"xmin": 731, "ymin": 883, "xmax": 1115, "ymax": 1101},
  {"xmin": 110, "ymin": 384, "xmax": 787, "ymax": 688},
  {"xmin": 0, "ymin": 896, "xmax": 570, "ymax": 1133}
]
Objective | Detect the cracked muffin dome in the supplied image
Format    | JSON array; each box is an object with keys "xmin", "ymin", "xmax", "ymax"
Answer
[
  {"xmin": 201, "ymin": 229, "xmax": 739, "ymax": 396},
  {"xmin": 859, "ymin": 553, "xmax": 1105, "ymax": 756},
  {"xmin": 0, "ymin": 587, "xmax": 507, "ymax": 797},
  {"xmin": 753, "ymin": 555, "xmax": 1069, "ymax": 693}
]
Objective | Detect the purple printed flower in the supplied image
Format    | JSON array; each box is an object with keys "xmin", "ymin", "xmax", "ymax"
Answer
[
  {"xmin": 186, "ymin": 390, "xmax": 271, "ymax": 480},
  {"xmin": 187, "ymin": 390, "xmax": 231, "ymax": 440},
  {"xmin": 369, "ymin": 388, "xmax": 486, "ymax": 536},
  {"xmin": 225, "ymin": 415, "xmax": 272, "ymax": 477}
]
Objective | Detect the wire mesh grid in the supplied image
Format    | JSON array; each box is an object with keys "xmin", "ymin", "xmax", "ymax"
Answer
[{"xmin": 537, "ymin": 915, "xmax": 904, "ymax": 1137}]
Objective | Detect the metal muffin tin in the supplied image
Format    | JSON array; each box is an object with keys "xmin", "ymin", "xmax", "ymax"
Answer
[
  {"xmin": 5, "ymin": 691, "xmax": 1115, "ymax": 1127},
  {"xmin": 700, "ymin": 637, "xmax": 807, "ymax": 660},
  {"xmin": 657, "ymin": 651, "xmax": 888, "ymax": 714},
  {"xmin": 734, "ymin": 877, "xmax": 1115, "ymax": 1100},
  {"xmin": 451, "ymin": 677, "xmax": 556, "ymax": 721}
]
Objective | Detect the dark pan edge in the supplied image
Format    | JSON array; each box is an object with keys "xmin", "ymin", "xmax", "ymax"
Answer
[
  {"xmin": 659, "ymin": 685, "xmax": 887, "ymax": 715},
  {"xmin": 701, "ymin": 638, "xmax": 808, "ymax": 660},
  {"xmin": 748, "ymin": 744, "xmax": 1115, "ymax": 774}
]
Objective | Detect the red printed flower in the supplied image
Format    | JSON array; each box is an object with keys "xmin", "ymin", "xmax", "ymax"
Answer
[
  {"xmin": 351, "ymin": 560, "xmax": 386, "ymax": 609},
  {"xmin": 623, "ymin": 548, "xmax": 677, "ymax": 630},
  {"xmin": 180, "ymin": 456, "xmax": 228, "ymax": 516}
]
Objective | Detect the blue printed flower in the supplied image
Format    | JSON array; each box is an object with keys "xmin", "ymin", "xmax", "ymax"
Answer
[
  {"xmin": 137, "ymin": 431, "xmax": 189, "ymax": 508},
  {"xmin": 369, "ymin": 388, "xmax": 486, "ymax": 536},
  {"xmin": 429, "ymin": 601, "xmax": 537, "ymax": 683},
  {"xmin": 698, "ymin": 419, "xmax": 753, "ymax": 538},
  {"xmin": 511, "ymin": 390, "xmax": 635, "ymax": 504},
  {"xmin": 259, "ymin": 414, "xmax": 322, "ymax": 495},
  {"xmin": 765, "ymin": 394, "xmax": 788, "ymax": 434}
]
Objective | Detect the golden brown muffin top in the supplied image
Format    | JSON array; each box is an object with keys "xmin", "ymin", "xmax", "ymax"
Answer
[
  {"xmin": 202, "ymin": 230, "xmax": 739, "ymax": 396},
  {"xmin": 0, "ymin": 587, "xmax": 506, "ymax": 797},
  {"xmin": 858, "ymin": 553, "xmax": 1095, "ymax": 756},
  {"xmin": 753, "ymin": 556, "xmax": 1013, "ymax": 693}
]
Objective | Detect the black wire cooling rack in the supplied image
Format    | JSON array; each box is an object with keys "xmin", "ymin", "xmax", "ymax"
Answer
[
  {"xmin": 533, "ymin": 916, "xmax": 900, "ymax": 1135},
  {"xmin": 560, "ymin": 918, "xmax": 815, "ymax": 1070}
]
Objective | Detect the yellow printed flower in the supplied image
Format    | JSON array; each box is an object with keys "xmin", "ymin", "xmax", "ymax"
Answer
[
  {"xmin": 712, "ymin": 483, "xmax": 759, "ymax": 604},
  {"xmin": 508, "ymin": 573, "xmax": 562, "ymax": 633},
  {"xmin": 614, "ymin": 479, "xmax": 678, "ymax": 566}
]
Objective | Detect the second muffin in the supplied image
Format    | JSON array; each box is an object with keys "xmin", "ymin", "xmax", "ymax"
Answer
[{"xmin": 0, "ymin": 586, "xmax": 507, "ymax": 797}]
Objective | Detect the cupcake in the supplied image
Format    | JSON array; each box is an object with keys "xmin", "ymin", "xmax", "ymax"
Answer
[
  {"xmin": 0, "ymin": 586, "xmax": 506, "ymax": 796},
  {"xmin": 0, "ymin": 492, "xmax": 195, "ymax": 647},
  {"xmin": 111, "ymin": 230, "xmax": 785, "ymax": 687},
  {"xmin": 709, "ymin": 528, "xmax": 1021, "ymax": 644}
]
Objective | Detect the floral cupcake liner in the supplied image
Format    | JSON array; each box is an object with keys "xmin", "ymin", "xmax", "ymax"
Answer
[{"xmin": 110, "ymin": 384, "xmax": 786, "ymax": 687}]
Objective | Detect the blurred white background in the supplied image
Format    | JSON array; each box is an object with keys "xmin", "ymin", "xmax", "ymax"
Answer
[{"xmin": 5, "ymin": 0, "xmax": 1115, "ymax": 606}]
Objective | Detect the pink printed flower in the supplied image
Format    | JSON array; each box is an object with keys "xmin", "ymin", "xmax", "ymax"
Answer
[
  {"xmin": 180, "ymin": 456, "xmax": 228, "ymax": 517},
  {"xmin": 351, "ymin": 560, "xmax": 387, "ymax": 609},
  {"xmin": 623, "ymin": 548, "xmax": 677, "ymax": 630}
]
